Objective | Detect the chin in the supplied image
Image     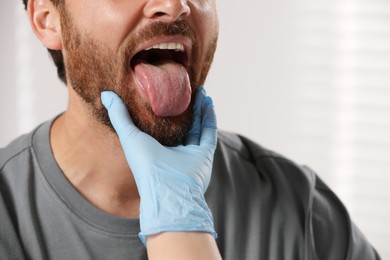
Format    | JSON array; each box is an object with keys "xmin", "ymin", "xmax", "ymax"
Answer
[{"xmin": 133, "ymin": 105, "xmax": 193, "ymax": 146}]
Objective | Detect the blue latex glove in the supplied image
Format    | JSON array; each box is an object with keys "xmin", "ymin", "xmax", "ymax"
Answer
[{"xmin": 101, "ymin": 87, "xmax": 218, "ymax": 245}]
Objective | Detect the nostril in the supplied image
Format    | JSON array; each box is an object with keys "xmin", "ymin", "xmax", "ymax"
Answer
[{"xmin": 154, "ymin": 11, "xmax": 166, "ymax": 17}]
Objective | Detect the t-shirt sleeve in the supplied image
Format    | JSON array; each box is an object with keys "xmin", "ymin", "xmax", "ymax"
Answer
[
  {"xmin": 309, "ymin": 174, "xmax": 381, "ymax": 260},
  {"xmin": 0, "ymin": 190, "xmax": 25, "ymax": 259}
]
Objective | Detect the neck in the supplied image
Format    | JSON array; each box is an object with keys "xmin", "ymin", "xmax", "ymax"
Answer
[{"xmin": 50, "ymin": 88, "xmax": 139, "ymax": 218}]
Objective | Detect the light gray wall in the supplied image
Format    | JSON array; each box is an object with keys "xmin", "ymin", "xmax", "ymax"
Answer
[{"xmin": 0, "ymin": 1, "xmax": 66, "ymax": 147}]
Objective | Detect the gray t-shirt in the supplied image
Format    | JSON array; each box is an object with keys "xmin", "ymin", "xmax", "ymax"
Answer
[{"xmin": 0, "ymin": 120, "xmax": 380, "ymax": 259}]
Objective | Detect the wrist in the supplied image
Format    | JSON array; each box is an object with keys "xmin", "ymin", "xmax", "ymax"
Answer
[{"xmin": 138, "ymin": 176, "xmax": 216, "ymax": 245}]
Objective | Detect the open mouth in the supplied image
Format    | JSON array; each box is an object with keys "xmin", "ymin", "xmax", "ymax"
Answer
[
  {"xmin": 130, "ymin": 42, "xmax": 188, "ymax": 69},
  {"xmin": 129, "ymin": 41, "xmax": 193, "ymax": 117}
]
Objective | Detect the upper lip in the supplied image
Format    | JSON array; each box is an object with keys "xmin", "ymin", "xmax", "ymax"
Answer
[{"xmin": 129, "ymin": 35, "xmax": 192, "ymax": 69}]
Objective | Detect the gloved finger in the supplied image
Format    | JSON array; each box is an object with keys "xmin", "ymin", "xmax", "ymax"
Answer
[
  {"xmin": 101, "ymin": 91, "xmax": 139, "ymax": 140},
  {"xmin": 185, "ymin": 87, "xmax": 206, "ymax": 146},
  {"xmin": 200, "ymin": 96, "xmax": 218, "ymax": 148}
]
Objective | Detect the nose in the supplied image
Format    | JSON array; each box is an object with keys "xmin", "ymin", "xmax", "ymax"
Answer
[{"xmin": 144, "ymin": 0, "xmax": 191, "ymax": 23}]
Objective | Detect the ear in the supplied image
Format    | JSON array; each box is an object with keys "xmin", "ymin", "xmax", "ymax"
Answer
[{"xmin": 28, "ymin": 0, "xmax": 62, "ymax": 50}]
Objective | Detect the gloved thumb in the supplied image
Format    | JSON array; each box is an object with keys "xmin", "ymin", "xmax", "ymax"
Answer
[{"xmin": 200, "ymin": 96, "xmax": 218, "ymax": 148}]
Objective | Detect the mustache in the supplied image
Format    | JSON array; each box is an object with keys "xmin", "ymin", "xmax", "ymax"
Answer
[{"xmin": 123, "ymin": 21, "xmax": 197, "ymax": 62}]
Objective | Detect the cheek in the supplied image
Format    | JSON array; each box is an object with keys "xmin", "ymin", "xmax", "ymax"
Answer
[
  {"xmin": 66, "ymin": 1, "xmax": 143, "ymax": 49},
  {"xmin": 190, "ymin": 1, "xmax": 219, "ymax": 45}
]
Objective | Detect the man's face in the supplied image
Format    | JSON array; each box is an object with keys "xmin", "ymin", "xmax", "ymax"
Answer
[{"xmin": 59, "ymin": 0, "xmax": 219, "ymax": 146}]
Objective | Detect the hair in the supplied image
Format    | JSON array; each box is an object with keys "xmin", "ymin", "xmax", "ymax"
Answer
[{"xmin": 23, "ymin": 0, "xmax": 67, "ymax": 84}]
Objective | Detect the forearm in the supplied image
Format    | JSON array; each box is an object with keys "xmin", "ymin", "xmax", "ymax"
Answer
[{"xmin": 147, "ymin": 232, "xmax": 222, "ymax": 260}]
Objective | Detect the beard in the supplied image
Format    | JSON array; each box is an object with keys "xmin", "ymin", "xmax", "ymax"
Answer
[{"xmin": 60, "ymin": 7, "xmax": 218, "ymax": 146}]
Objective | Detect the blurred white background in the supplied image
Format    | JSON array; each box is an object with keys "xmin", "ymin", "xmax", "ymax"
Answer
[{"xmin": 1, "ymin": 0, "xmax": 389, "ymax": 258}]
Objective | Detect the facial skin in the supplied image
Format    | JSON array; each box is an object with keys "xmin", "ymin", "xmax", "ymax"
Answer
[{"xmin": 58, "ymin": 0, "xmax": 219, "ymax": 146}]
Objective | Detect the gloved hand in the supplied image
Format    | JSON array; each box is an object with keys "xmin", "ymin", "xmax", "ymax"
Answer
[{"xmin": 101, "ymin": 87, "xmax": 218, "ymax": 245}]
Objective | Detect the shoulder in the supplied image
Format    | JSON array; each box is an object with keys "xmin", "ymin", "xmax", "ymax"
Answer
[
  {"xmin": 214, "ymin": 130, "xmax": 318, "ymax": 226},
  {"xmin": 214, "ymin": 130, "xmax": 380, "ymax": 259},
  {"xmin": 0, "ymin": 132, "xmax": 35, "ymax": 173},
  {"xmin": 0, "ymin": 120, "xmax": 52, "ymax": 174},
  {"xmin": 0, "ymin": 127, "xmax": 48, "ymax": 260},
  {"xmin": 0, "ymin": 121, "xmax": 52, "ymax": 187},
  {"xmin": 216, "ymin": 130, "xmax": 316, "ymax": 192},
  {"xmin": 215, "ymin": 130, "xmax": 348, "ymax": 221},
  {"xmin": 0, "ymin": 128, "xmax": 38, "ymax": 210}
]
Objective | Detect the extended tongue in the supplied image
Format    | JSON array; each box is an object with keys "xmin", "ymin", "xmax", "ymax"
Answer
[{"xmin": 134, "ymin": 61, "xmax": 191, "ymax": 117}]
